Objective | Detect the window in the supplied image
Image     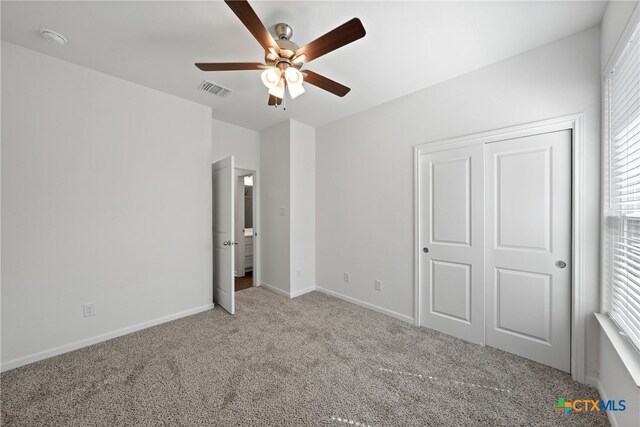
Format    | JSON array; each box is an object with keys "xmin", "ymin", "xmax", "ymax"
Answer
[{"xmin": 604, "ymin": 19, "xmax": 640, "ymax": 351}]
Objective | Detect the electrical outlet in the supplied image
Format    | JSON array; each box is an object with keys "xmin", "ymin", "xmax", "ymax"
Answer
[
  {"xmin": 83, "ymin": 302, "xmax": 96, "ymax": 318},
  {"xmin": 375, "ymin": 280, "xmax": 382, "ymax": 291},
  {"xmin": 296, "ymin": 269, "xmax": 301, "ymax": 278},
  {"xmin": 344, "ymin": 272, "xmax": 351, "ymax": 283},
  {"xmin": 280, "ymin": 207, "xmax": 286, "ymax": 216}
]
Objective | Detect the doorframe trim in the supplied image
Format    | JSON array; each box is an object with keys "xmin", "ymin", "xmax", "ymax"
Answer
[{"xmin": 414, "ymin": 113, "xmax": 586, "ymax": 383}]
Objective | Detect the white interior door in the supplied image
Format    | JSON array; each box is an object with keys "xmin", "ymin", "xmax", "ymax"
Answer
[
  {"xmin": 212, "ymin": 156, "xmax": 235, "ymax": 314},
  {"xmin": 419, "ymin": 145, "xmax": 485, "ymax": 344},
  {"xmin": 485, "ymin": 130, "xmax": 571, "ymax": 372}
]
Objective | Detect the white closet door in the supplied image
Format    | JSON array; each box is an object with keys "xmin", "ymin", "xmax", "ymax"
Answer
[
  {"xmin": 484, "ymin": 130, "xmax": 571, "ymax": 372},
  {"xmin": 419, "ymin": 145, "xmax": 485, "ymax": 344}
]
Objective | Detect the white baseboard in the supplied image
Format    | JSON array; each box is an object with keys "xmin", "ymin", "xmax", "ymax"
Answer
[
  {"xmin": 585, "ymin": 375, "xmax": 599, "ymax": 389},
  {"xmin": 259, "ymin": 282, "xmax": 317, "ymax": 299},
  {"xmin": 290, "ymin": 286, "xmax": 316, "ymax": 298},
  {"xmin": 586, "ymin": 375, "xmax": 619, "ymax": 427},
  {"xmin": 315, "ymin": 286, "xmax": 414, "ymax": 324},
  {"xmin": 259, "ymin": 282, "xmax": 290, "ymax": 297},
  {"xmin": 1, "ymin": 303, "xmax": 215, "ymax": 373}
]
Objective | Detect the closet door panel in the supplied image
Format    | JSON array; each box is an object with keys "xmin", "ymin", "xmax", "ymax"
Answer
[{"xmin": 419, "ymin": 145, "xmax": 484, "ymax": 344}]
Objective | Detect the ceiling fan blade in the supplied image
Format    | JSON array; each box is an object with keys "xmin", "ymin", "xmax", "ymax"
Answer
[
  {"xmin": 295, "ymin": 18, "xmax": 365, "ymax": 63},
  {"xmin": 268, "ymin": 95, "xmax": 282, "ymax": 106},
  {"xmin": 303, "ymin": 70, "xmax": 351, "ymax": 97},
  {"xmin": 195, "ymin": 62, "xmax": 265, "ymax": 71},
  {"xmin": 224, "ymin": 0, "xmax": 280, "ymax": 54}
]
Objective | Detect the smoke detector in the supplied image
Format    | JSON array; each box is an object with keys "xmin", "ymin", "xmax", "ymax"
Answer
[{"xmin": 40, "ymin": 28, "xmax": 68, "ymax": 45}]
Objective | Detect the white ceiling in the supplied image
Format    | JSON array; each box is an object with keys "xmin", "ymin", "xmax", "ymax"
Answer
[{"xmin": 2, "ymin": 1, "xmax": 606, "ymax": 131}]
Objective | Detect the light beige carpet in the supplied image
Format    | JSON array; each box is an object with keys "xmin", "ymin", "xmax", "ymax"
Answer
[{"xmin": 1, "ymin": 288, "xmax": 608, "ymax": 426}]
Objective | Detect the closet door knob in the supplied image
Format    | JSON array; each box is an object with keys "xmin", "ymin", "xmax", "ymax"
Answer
[
  {"xmin": 423, "ymin": 247, "xmax": 429, "ymax": 253},
  {"xmin": 555, "ymin": 260, "xmax": 566, "ymax": 269}
]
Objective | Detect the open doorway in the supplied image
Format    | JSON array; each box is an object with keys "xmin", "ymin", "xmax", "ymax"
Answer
[{"xmin": 235, "ymin": 170, "xmax": 255, "ymax": 292}]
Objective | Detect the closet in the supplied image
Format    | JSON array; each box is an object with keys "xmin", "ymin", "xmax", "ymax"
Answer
[{"xmin": 418, "ymin": 129, "xmax": 572, "ymax": 372}]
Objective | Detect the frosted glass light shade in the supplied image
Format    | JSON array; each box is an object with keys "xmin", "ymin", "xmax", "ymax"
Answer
[
  {"xmin": 261, "ymin": 68, "xmax": 281, "ymax": 89},
  {"xmin": 287, "ymin": 81, "xmax": 305, "ymax": 99},
  {"xmin": 268, "ymin": 78, "xmax": 285, "ymax": 99},
  {"xmin": 284, "ymin": 67, "xmax": 305, "ymax": 99},
  {"xmin": 284, "ymin": 67, "xmax": 302, "ymax": 84}
]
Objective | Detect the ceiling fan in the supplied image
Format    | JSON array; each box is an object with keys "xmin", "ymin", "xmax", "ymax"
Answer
[{"xmin": 195, "ymin": 0, "xmax": 366, "ymax": 107}]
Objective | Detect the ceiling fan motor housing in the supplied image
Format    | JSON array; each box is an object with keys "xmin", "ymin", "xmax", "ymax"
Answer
[
  {"xmin": 265, "ymin": 23, "xmax": 302, "ymax": 69},
  {"xmin": 275, "ymin": 23, "xmax": 293, "ymax": 40}
]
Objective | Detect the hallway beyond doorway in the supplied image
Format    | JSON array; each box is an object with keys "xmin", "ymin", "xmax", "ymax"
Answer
[{"xmin": 235, "ymin": 272, "xmax": 253, "ymax": 292}]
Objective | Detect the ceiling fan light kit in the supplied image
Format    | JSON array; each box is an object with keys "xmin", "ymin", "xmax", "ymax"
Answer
[
  {"xmin": 268, "ymin": 78, "xmax": 285, "ymax": 99},
  {"xmin": 260, "ymin": 68, "xmax": 281, "ymax": 89},
  {"xmin": 284, "ymin": 67, "xmax": 305, "ymax": 99},
  {"xmin": 284, "ymin": 67, "xmax": 302, "ymax": 84},
  {"xmin": 195, "ymin": 0, "xmax": 366, "ymax": 107},
  {"xmin": 287, "ymin": 81, "xmax": 305, "ymax": 99}
]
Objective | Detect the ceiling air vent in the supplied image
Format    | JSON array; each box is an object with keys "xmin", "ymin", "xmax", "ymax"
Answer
[{"xmin": 197, "ymin": 80, "xmax": 231, "ymax": 97}]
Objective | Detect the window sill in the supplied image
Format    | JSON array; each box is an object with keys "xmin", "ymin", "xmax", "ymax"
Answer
[{"xmin": 595, "ymin": 313, "xmax": 640, "ymax": 388}]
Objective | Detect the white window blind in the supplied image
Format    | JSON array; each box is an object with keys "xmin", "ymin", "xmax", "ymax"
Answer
[{"xmin": 606, "ymin": 19, "xmax": 640, "ymax": 351}]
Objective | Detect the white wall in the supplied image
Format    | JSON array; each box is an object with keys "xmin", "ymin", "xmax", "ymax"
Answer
[
  {"xmin": 316, "ymin": 27, "xmax": 601, "ymax": 377},
  {"xmin": 259, "ymin": 120, "xmax": 316, "ymax": 297},
  {"xmin": 597, "ymin": 321, "xmax": 640, "ymax": 427},
  {"xmin": 1, "ymin": 42, "xmax": 213, "ymax": 368},
  {"xmin": 212, "ymin": 118, "xmax": 260, "ymax": 171},
  {"xmin": 259, "ymin": 121, "xmax": 290, "ymax": 293},
  {"xmin": 290, "ymin": 120, "xmax": 316, "ymax": 296}
]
